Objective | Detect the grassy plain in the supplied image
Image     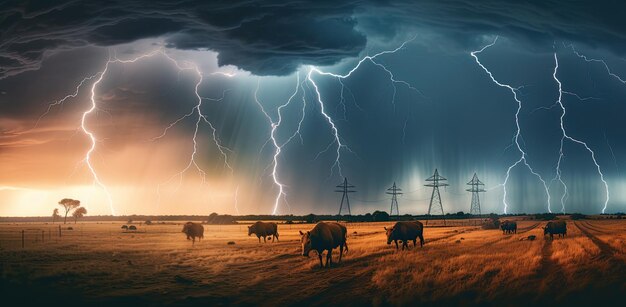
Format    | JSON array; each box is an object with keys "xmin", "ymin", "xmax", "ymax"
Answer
[{"xmin": 0, "ymin": 218, "xmax": 624, "ymax": 306}]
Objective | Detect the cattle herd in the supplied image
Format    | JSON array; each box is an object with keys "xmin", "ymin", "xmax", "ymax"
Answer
[{"xmin": 180, "ymin": 219, "xmax": 568, "ymax": 268}]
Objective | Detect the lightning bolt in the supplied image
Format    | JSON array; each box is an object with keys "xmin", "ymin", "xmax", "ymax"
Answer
[
  {"xmin": 147, "ymin": 54, "xmax": 233, "ymax": 208},
  {"xmin": 568, "ymin": 44, "xmax": 626, "ymax": 84},
  {"xmin": 307, "ymin": 36, "xmax": 422, "ymax": 178},
  {"xmin": 254, "ymin": 73, "xmax": 302, "ymax": 215},
  {"xmin": 471, "ymin": 36, "xmax": 552, "ymax": 214},
  {"xmin": 36, "ymin": 49, "xmax": 233, "ymax": 215},
  {"xmin": 552, "ymin": 53, "xmax": 610, "ymax": 213}
]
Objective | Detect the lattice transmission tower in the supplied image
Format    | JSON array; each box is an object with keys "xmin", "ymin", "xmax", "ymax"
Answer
[
  {"xmin": 466, "ymin": 173, "xmax": 486, "ymax": 216},
  {"xmin": 335, "ymin": 177, "xmax": 355, "ymax": 216},
  {"xmin": 386, "ymin": 182, "xmax": 402, "ymax": 217},
  {"xmin": 425, "ymin": 169, "xmax": 448, "ymax": 225}
]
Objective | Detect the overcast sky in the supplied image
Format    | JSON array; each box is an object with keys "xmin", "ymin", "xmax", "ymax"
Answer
[{"xmin": 1, "ymin": 1, "xmax": 626, "ymax": 216}]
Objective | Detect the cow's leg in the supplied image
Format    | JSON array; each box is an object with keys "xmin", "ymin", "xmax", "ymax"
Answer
[
  {"xmin": 403, "ymin": 241, "xmax": 408, "ymax": 250},
  {"xmin": 258, "ymin": 236, "xmax": 261, "ymax": 243},
  {"xmin": 326, "ymin": 249, "xmax": 332, "ymax": 268},
  {"xmin": 338, "ymin": 244, "xmax": 344, "ymax": 263},
  {"xmin": 394, "ymin": 240, "xmax": 399, "ymax": 250},
  {"xmin": 275, "ymin": 233, "xmax": 279, "ymax": 242},
  {"xmin": 413, "ymin": 239, "xmax": 417, "ymax": 247},
  {"xmin": 419, "ymin": 234, "xmax": 424, "ymax": 247},
  {"xmin": 263, "ymin": 236, "xmax": 267, "ymax": 243},
  {"xmin": 318, "ymin": 252, "xmax": 324, "ymax": 268},
  {"xmin": 192, "ymin": 237, "xmax": 195, "ymax": 246}
]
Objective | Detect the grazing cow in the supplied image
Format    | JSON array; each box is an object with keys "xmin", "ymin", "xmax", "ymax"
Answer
[
  {"xmin": 500, "ymin": 221, "xmax": 517, "ymax": 234},
  {"xmin": 384, "ymin": 221, "xmax": 425, "ymax": 250},
  {"xmin": 543, "ymin": 221, "xmax": 567, "ymax": 239},
  {"xmin": 121, "ymin": 225, "xmax": 128, "ymax": 230},
  {"xmin": 181, "ymin": 222, "xmax": 204, "ymax": 245},
  {"xmin": 128, "ymin": 225, "xmax": 137, "ymax": 231},
  {"xmin": 247, "ymin": 221, "xmax": 279, "ymax": 243},
  {"xmin": 299, "ymin": 222, "xmax": 348, "ymax": 268}
]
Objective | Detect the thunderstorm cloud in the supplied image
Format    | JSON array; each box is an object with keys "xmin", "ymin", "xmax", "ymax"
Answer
[
  {"xmin": 1, "ymin": 0, "xmax": 626, "ymax": 216},
  {"xmin": 2, "ymin": 0, "xmax": 626, "ymax": 78}
]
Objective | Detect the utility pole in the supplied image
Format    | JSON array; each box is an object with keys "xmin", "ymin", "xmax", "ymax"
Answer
[
  {"xmin": 425, "ymin": 169, "xmax": 448, "ymax": 225},
  {"xmin": 466, "ymin": 173, "xmax": 486, "ymax": 217},
  {"xmin": 335, "ymin": 177, "xmax": 356, "ymax": 216},
  {"xmin": 386, "ymin": 182, "xmax": 403, "ymax": 217}
]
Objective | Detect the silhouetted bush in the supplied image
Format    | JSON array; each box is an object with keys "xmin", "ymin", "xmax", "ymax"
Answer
[
  {"xmin": 570, "ymin": 213, "xmax": 586, "ymax": 220},
  {"xmin": 482, "ymin": 217, "xmax": 500, "ymax": 229}
]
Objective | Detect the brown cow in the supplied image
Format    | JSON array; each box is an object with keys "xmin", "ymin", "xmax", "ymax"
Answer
[
  {"xmin": 248, "ymin": 221, "xmax": 279, "ymax": 243},
  {"xmin": 181, "ymin": 222, "xmax": 204, "ymax": 245},
  {"xmin": 500, "ymin": 220, "xmax": 517, "ymax": 234},
  {"xmin": 544, "ymin": 220, "xmax": 567, "ymax": 239},
  {"xmin": 384, "ymin": 221, "xmax": 425, "ymax": 250},
  {"xmin": 299, "ymin": 222, "xmax": 348, "ymax": 268}
]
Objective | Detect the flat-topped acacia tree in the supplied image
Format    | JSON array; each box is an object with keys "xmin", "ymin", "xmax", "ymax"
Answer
[
  {"xmin": 72, "ymin": 207, "xmax": 87, "ymax": 224},
  {"xmin": 58, "ymin": 198, "xmax": 80, "ymax": 224}
]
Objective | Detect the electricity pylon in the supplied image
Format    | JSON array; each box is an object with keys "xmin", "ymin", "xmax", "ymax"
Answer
[
  {"xmin": 425, "ymin": 169, "xmax": 448, "ymax": 225},
  {"xmin": 386, "ymin": 182, "xmax": 402, "ymax": 217},
  {"xmin": 466, "ymin": 173, "xmax": 486, "ymax": 216},
  {"xmin": 335, "ymin": 177, "xmax": 355, "ymax": 216}
]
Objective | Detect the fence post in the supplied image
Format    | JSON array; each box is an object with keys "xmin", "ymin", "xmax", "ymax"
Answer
[{"xmin": 22, "ymin": 230, "xmax": 25, "ymax": 248}]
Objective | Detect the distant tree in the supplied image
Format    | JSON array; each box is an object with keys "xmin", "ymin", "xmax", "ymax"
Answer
[
  {"xmin": 207, "ymin": 212, "xmax": 219, "ymax": 223},
  {"xmin": 305, "ymin": 214, "xmax": 317, "ymax": 224},
  {"xmin": 72, "ymin": 207, "xmax": 87, "ymax": 224},
  {"xmin": 372, "ymin": 210, "xmax": 390, "ymax": 221},
  {"xmin": 52, "ymin": 208, "xmax": 61, "ymax": 223},
  {"xmin": 58, "ymin": 198, "xmax": 81, "ymax": 224}
]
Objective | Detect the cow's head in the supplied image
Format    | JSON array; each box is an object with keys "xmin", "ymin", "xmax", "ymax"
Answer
[
  {"xmin": 299, "ymin": 230, "xmax": 312, "ymax": 257},
  {"xmin": 384, "ymin": 226, "xmax": 395, "ymax": 245},
  {"xmin": 543, "ymin": 226, "xmax": 549, "ymax": 235},
  {"xmin": 247, "ymin": 225, "xmax": 253, "ymax": 236},
  {"xmin": 181, "ymin": 223, "xmax": 191, "ymax": 233}
]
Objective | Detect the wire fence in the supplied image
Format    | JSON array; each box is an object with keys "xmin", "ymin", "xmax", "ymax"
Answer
[{"xmin": 0, "ymin": 219, "xmax": 486, "ymax": 250}]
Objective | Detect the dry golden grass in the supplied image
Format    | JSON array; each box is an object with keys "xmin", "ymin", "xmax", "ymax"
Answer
[{"xmin": 0, "ymin": 219, "xmax": 625, "ymax": 305}]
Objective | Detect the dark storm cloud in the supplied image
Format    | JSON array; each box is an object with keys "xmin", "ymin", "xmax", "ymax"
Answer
[{"xmin": 1, "ymin": 0, "xmax": 626, "ymax": 78}]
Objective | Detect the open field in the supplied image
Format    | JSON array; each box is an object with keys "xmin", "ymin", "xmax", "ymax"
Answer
[{"xmin": 1, "ymin": 219, "xmax": 625, "ymax": 306}]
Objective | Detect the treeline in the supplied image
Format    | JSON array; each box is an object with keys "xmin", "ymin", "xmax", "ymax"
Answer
[{"xmin": 1, "ymin": 211, "xmax": 623, "ymax": 223}]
